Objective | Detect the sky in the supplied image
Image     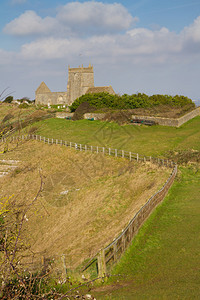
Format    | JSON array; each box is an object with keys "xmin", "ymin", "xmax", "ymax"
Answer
[{"xmin": 0, "ymin": 0, "xmax": 200, "ymax": 104}]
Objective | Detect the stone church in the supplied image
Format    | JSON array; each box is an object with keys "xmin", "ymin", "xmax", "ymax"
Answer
[{"xmin": 35, "ymin": 64, "xmax": 115, "ymax": 106}]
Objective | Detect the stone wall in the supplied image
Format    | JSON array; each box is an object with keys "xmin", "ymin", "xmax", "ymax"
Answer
[
  {"xmin": 131, "ymin": 107, "xmax": 200, "ymax": 127},
  {"xmin": 84, "ymin": 113, "xmax": 106, "ymax": 120},
  {"xmin": 82, "ymin": 107, "xmax": 200, "ymax": 126},
  {"xmin": 177, "ymin": 107, "xmax": 200, "ymax": 126},
  {"xmin": 36, "ymin": 92, "xmax": 68, "ymax": 106},
  {"xmin": 56, "ymin": 112, "xmax": 74, "ymax": 118}
]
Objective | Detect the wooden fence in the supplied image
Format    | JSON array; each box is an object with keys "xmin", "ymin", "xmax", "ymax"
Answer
[
  {"xmin": 0, "ymin": 134, "xmax": 175, "ymax": 168},
  {"xmin": 0, "ymin": 134, "xmax": 177, "ymax": 275}
]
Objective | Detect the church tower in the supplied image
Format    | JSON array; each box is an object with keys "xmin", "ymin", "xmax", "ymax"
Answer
[{"xmin": 67, "ymin": 64, "xmax": 94, "ymax": 104}]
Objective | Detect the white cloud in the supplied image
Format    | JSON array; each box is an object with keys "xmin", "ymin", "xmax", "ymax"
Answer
[
  {"xmin": 182, "ymin": 16, "xmax": 200, "ymax": 42},
  {"xmin": 57, "ymin": 1, "xmax": 136, "ymax": 34},
  {"xmin": 3, "ymin": 10, "xmax": 57, "ymax": 36},
  {"xmin": 4, "ymin": 2, "xmax": 136, "ymax": 37}
]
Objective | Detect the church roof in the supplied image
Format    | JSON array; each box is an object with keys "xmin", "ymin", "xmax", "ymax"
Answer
[
  {"xmin": 86, "ymin": 86, "xmax": 115, "ymax": 95},
  {"xmin": 35, "ymin": 82, "xmax": 51, "ymax": 94}
]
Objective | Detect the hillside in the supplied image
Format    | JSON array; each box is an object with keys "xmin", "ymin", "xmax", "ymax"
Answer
[
  {"xmin": 34, "ymin": 116, "xmax": 200, "ymax": 156},
  {"xmin": 0, "ymin": 139, "xmax": 170, "ymax": 268}
]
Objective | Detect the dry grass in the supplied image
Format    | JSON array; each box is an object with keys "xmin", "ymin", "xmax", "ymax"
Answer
[{"xmin": 0, "ymin": 140, "xmax": 171, "ymax": 268}]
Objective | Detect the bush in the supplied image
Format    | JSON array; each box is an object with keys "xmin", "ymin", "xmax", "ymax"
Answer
[
  {"xmin": 69, "ymin": 93, "xmax": 195, "ymax": 112},
  {"xmin": 3, "ymin": 96, "xmax": 13, "ymax": 103},
  {"xmin": 18, "ymin": 103, "xmax": 29, "ymax": 109}
]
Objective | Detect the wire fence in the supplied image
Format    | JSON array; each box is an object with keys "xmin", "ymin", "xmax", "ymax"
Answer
[{"xmin": 0, "ymin": 133, "xmax": 177, "ymax": 275}]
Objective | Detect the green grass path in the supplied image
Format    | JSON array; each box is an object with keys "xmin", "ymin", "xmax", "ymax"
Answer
[
  {"xmin": 94, "ymin": 166, "xmax": 200, "ymax": 299},
  {"xmin": 35, "ymin": 117, "xmax": 200, "ymax": 156}
]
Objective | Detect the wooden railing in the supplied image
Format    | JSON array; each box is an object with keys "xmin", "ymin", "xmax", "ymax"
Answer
[{"xmin": 0, "ymin": 134, "xmax": 175, "ymax": 168}]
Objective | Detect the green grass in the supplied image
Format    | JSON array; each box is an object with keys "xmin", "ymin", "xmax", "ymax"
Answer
[
  {"xmin": 35, "ymin": 117, "xmax": 200, "ymax": 156},
  {"xmin": 94, "ymin": 166, "xmax": 200, "ymax": 299}
]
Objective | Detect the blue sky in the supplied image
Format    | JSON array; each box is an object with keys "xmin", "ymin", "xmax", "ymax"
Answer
[{"xmin": 0, "ymin": 0, "xmax": 200, "ymax": 103}]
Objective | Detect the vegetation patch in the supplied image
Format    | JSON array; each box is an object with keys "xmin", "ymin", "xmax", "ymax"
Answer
[{"xmin": 69, "ymin": 92, "xmax": 195, "ymax": 112}]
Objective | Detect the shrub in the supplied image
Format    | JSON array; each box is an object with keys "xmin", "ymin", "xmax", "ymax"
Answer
[
  {"xmin": 69, "ymin": 93, "xmax": 195, "ymax": 111},
  {"xmin": 3, "ymin": 96, "xmax": 13, "ymax": 103},
  {"xmin": 18, "ymin": 103, "xmax": 29, "ymax": 109}
]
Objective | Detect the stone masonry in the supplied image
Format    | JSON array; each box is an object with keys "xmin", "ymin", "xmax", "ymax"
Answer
[{"xmin": 35, "ymin": 64, "xmax": 115, "ymax": 106}]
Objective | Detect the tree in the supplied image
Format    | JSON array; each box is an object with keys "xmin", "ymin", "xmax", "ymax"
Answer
[{"xmin": 3, "ymin": 96, "xmax": 13, "ymax": 103}]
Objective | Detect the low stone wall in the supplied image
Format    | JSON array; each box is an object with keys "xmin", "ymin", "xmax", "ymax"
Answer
[
  {"xmin": 132, "ymin": 107, "xmax": 200, "ymax": 127},
  {"xmin": 177, "ymin": 107, "xmax": 200, "ymax": 126},
  {"xmin": 131, "ymin": 115, "xmax": 178, "ymax": 126},
  {"xmin": 56, "ymin": 112, "xmax": 74, "ymax": 118},
  {"xmin": 84, "ymin": 113, "xmax": 106, "ymax": 120}
]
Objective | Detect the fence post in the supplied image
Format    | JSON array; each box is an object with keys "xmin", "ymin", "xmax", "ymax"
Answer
[
  {"xmin": 113, "ymin": 243, "xmax": 117, "ymax": 262},
  {"xmin": 70, "ymin": 142, "xmax": 72, "ymax": 148},
  {"xmin": 137, "ymin": 153, "xmax": 139, "ymax": 162},
  {"xmin": 144, "ymin": 156, "xmax": 146, "ymax": 163},
  {"xmin": 85, "ymin": 145, "xmax": 87, "ymax": 151},
  {"xmin": 122, "ymin": 150, "xmax": 124, "ymax": 158},
  {"xmin": 48, "ymin": 138, "xmax": 49, "ymax": 144},
  {"xmin": 52, "ymin": 138, "xmax": 53, "ymax": 144},
  {"xmin": 97, "ymin": 146, "xmax": 98, "ymax": 154},
  {"xmin": 109, "ymin": 148, "xmax": 111, "ymax": 156},
  {"xmin": 40, "ymin": 136, "xmax": 41, "ymax": 142},
  {"xmin": 91, "ymin": 146, "xmax": 93, "ymax": 152},
  {"xmin": 129, "ymin": 152, "xmax": 132, "ymax": 161},
  {"xmin": 97, "ymin": 249, "xmax": 106, "ymax": 277},
  {"xmin": 115, "ymin": 149, "xmax": 117, "ymax": 157},
  {"xmin": 103, "ymin": 147, "xmax": 105, "ymax": 155},
  {"xmin": 80, "ymin": 144, "xmax": 82, "ymax": 151},
  {"xmin": 61, "ymin": 254, "xmax": 67, "ymax": 277}
]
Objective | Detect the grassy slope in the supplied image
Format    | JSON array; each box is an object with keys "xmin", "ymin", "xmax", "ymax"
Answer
[
  {"xmin": 2, "ymin": 114, "xmax": 200, "ymax": 297},
  {"xmin": 35, "ymin": 117, "xmax": 200, "ymax": 156},
  {"xmin": 0, "ymin": 103, "xmax": 36, "ymax": 123},
  {"xmin": 0, "ymin": 140, "xmax": 169, "ymax": 268},
  {"xmin": 95, "ymin": 166, "xmax": 200, "ymax": 299},
  {"xmin": 33, "ymin": 116, "xmax": 200, "ymax": 298}
]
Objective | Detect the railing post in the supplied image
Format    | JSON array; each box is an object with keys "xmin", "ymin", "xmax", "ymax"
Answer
[
  {"xmin": 97, "ymin": 249, "xmax": 106, "ymax": 277},
  {"xmin": 113, "ymin": 243, "xmax": 117, "ymax": 262}
]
